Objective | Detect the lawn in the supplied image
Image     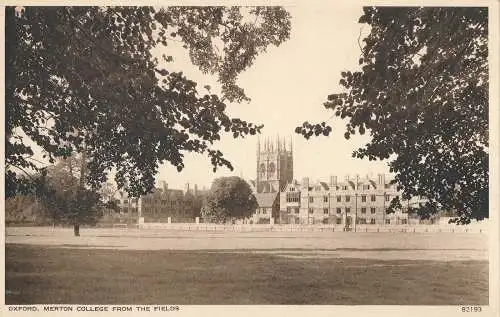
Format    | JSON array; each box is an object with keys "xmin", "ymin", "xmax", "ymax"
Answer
[{"xmin": 5, "ymin": 244, "xmax": 488, "ymax": 305}]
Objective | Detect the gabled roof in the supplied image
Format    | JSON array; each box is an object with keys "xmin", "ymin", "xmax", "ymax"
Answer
[{"xmin": 255, "ymin": 192, "xmax": 279, "ymax": 208}]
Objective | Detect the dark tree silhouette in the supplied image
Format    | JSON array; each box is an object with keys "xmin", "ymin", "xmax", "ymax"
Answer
[
  {"xmin": 296, "ymin": 7, "xmax": 488, "ymax": 224},
  {"xmin": 201, "ymin": 176, "xmax": 258, "ymax": 223},
  {"xmin": 5, "ymin": 6, "xmax": 291, "ymax": 198}
]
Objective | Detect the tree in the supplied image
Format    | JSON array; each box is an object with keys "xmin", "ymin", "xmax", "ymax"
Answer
[
  {"xmin": 201, "ymin": 176, "xmax": 258, "ymax": 223},
  {"xmin": 35, "ymin": 154, "xmax": 109, "ymax": 236},
  {"xmin": 6, "ymin": 6, "xmax": 291, "ymax": 198},
  {"xmin": 296, "ymin": 7, "xmax": 488, "ymax": 224}
]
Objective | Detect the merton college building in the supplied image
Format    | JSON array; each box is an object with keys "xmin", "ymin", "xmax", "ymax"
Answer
[
  {"xmin": 249, "ymin": 137, "xmax": 424, "ymax": 226},
  {"xmin": 114, "ymin": 136, "xmax": 427, "ymax": 226}
]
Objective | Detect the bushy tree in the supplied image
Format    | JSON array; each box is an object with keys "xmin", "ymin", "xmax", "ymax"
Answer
[
  {"xmin": 6, "ymin": 6, "xmax": 291, "ymax": 198},
  {"xmin": 296, "ymin": 7, "xmax": 488, "ymax": 224},
  {"xmin": 201, "ymin": 176, "xmax": 258, "ymax": 223},
  {"xmin": 35, "ymin": 154, "xmax": 110, "ymax": 235}
]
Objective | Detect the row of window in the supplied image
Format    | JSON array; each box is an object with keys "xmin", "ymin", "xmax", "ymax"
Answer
[
  {"xmin": 121, "ymin": 207, "xmax": 138, "ymax": 213},
  {"xmin": 289, "ymin": 184, "xmax": 393, "ymax": 191},
  {"xmin": 121, "ymin": 199, "xmax": 138, "ymax": 204},
  {"xmin": 334, "ymin": 218, "xmax": 407, "ymax": 225},
  {"xmin": 307, "ymin": 207, "xmax": 378, "ymax": 214},
  {"xmin": 257, "ymin": 208, "xmax": 268, "ymax": 215},
  {"xmin": 302, "ymin": 207, "xmax": 408, "ymax": 214},
  {"xmin": 295, "ymin": 195, "xmax": 395, "ymax": 203},
  {"xmin": 142, "ymin": 207, "xmax": 191, "ymax": 215},
  {"xmin": 144, "ymin": 200, "xmax": 181, "ymax": 207}
]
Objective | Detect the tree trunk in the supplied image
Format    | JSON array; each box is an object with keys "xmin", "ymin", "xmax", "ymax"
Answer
[{"xmin": 73, "ymin": 223, "xmax": 80, "ymax": 236}]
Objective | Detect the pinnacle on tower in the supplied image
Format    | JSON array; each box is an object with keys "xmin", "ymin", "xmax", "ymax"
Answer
[{"xmin": 257, "ymin": 136, "xmax": 260, "ymax": 155}]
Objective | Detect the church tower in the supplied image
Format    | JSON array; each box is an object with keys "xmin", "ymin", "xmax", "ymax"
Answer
[{"xmin": 256, "ymin": 136, "xmax": 293, "ymax": 193}]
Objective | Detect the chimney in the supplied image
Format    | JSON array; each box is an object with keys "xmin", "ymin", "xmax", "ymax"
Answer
[
  {"xmin": 162, "ymin": 181, "xmax": 168, "ymax": 192},
  {"xmin": 378, "ymin": 174, "xmax": 385, "ymax": 185},
  {"xmin": 345, "ymin": 174, "xmax": 350, "ymax": 181},
  {"xmin": 330, "ymin": 175, "xmax": 337, "ymax": 186},
  {"xmin": 194, "ymin": 184, "xmax": 198, "ymax": 195},
  {"xmin": 185, "ymin": 182, "xmax": 190, "ymax": 194},
  {"xmin": 302, "ymin": 177, "xmax": 309, "ymax": 188}
]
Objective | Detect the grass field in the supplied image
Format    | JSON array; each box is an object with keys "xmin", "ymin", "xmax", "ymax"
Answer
[{"xmin": 5, "ymin": 243, "xmax": 488, "ymax": 305}]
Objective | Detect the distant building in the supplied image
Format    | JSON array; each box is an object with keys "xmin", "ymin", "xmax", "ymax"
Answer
[
  {"xmin": 279, "ymin": 174, "xmax": 419, "ymax": 226},
  {"xmin": 115, "ymin": 181, "xmax": 207, "ymax": 223},
  {"xmin": 249, "ymin": 136, "xmax": 428, "ymax": 226}
]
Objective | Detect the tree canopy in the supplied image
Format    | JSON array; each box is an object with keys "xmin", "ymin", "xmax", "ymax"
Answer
[
  {"xmin": 296, "ymin": 7, "xmax": 488, "ymax": 224},
  {"xmin": 201, "ymin": 176, "xmax": 258, "ymax": 223},
  {"xmin": 34, "ymin": 154, "xmax": 113, "ymax": 235},
  {"xmin": 6, "ymin": 6, "xmax": 291, "ymax": 198}
]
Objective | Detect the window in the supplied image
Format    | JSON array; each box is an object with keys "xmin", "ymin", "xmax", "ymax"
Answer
[
  {"xmin": 358, "ymin": 218, "xmax": 366, "ymax": 224},
  {"xmin": 268, "ymin": 163, "xmax": 275, "ymax": 178},
  {"xmin": 361, "ymin": 195, "xmax": 366, "ymax": 202},
  {"xmin": 309, "ymin": 196, "xmax": 314, "ymax": 203},
  {"xmin": 286, "ymin": 207, "xmax": 291, "ymax": 213},
  {"xmin": 124, "ymin": 199, "xmax": 129, "ymax": 204},
  {"xmin": 262, "ymin": 208, "xmax": 267, "ymax": 214},
  {"xmin": 402, "ymin": 208, "xmax": 408, "ymax": 214},
  {"xmin": 260, "ymin": 163, "xmax": 266, "ymax": 177},
  {"xmin": 323, "ymin": 208, "xmax": 329, "ymax": 215},
  {"xmin": 337, "ymin": 196, "xmax": 341, "ymax": 202},
  {"xmin": 346, "ymin": 208, "xmax": 351, "ymax": 213},
  {"xmin": 370, "ymin": 218, "xmax": 376, "ymax": 224},
  {"xmin": 336, "ymin": 218, "xmax": 342, "ymax": 224},
  {"xmin": 385, "ymin": 219, "xmax": 390, "ymax": 224},
  {"xmin": 385, "ymin": 195, "xmax": 390, "ymax": 202},
  {"xmin": 363, "ymin": 185, "xmax": 370, "ymax": 190},
  {"xmin": 336, "ymin": 208, "xmax": 342, "ymax": 214},
  {"xmin": 308, "ymin": 208, "xmax": 314, "ymax": 214},
  {"xmin": 371, "ymin": 207, "xmax": 376, "ymax": 214},
  {"xmin": 345, "ymin": 195, "xmax": 350, "ymax": 202},
  {"xmin": 295, "ymin": 208, "xmax": 299, "ymax": 214},
  {"xmin": 286, "ymin": 192, "xmax": 300, "ymax": 203},
  {"xmin": 401, "ymin": 219, "xmax": 407, "ymax": 225},
  {"xmin": 324, "ymin": 196, "xmax": 328, "ymax": 202},
  {"xmin": 371, "ymin": 195, "xmax": 376, "ymax": 202},
  {"xmin": 342, "ymin": 185, "xmax": 348, "ymax": 190},
  {"xmin": 361, "ymin": 207, "xmax": 366, "ymax": 214}
]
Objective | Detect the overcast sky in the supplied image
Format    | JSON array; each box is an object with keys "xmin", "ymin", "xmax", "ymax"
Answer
[{"xmin": 156, "ymin": 5, "xmax": 392, "ymax": 190}]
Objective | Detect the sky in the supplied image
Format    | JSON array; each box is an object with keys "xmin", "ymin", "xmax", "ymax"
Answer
[{"xmin": 155, "ymin": 5, "xmax": 391, "ymax": 190}]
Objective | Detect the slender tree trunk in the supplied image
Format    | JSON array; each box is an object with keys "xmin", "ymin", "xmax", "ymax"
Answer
[
  {"xmin": 73, "ymin": 223, "xmax": 80, "ymax": 236},
  {"xmin": 73, "ymin": 145, "xmax": 87, "ymax": 237}
]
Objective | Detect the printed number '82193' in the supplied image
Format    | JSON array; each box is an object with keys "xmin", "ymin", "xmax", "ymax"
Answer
[{"xmin": 461, "ymin": 306, "xmax": 482, "ymax": 312}]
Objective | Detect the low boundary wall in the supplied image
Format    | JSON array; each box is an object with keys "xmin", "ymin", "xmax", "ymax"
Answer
[{"xmin": 136, "ymin": 223, "xmax": 487, "ymax": 233}]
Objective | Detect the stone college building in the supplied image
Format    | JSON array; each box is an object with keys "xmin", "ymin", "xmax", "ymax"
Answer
[{"xmin": 249, "ymin": 137, "xmax": 422, "ymax": 226}]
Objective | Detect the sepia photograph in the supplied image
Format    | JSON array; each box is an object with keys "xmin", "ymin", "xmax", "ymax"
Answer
[{"xmin": 2, "ymin": 2, "xmax": 498, "ymax": 314}]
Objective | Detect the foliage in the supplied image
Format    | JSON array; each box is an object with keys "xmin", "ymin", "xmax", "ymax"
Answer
[
  {"xmin": 296, "ymin": 7, "xmax": 488, "ymax": 223},
  {"xmin": 201, "ymin": 176, "xmax": 258, "ymax": 223},
  {"xmin": 6, "ymin": 6, "xmax": 291, "ymax": 198},
  {"xmin": 5, "ymin": 195, "xmax": 49, "ymax": 225},
  {"xmin": 34, "ymin": 155, "xmax": 112, "ymax": 228}
]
